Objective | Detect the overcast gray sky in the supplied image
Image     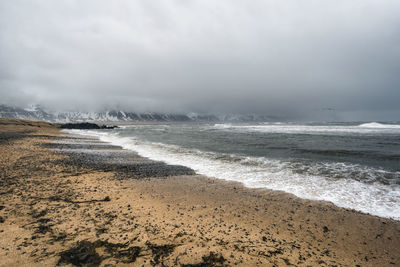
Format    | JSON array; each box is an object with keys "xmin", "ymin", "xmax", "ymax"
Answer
[{"xmin": 0, "ymin": 0, "xmax": 399, "ymax": 119}]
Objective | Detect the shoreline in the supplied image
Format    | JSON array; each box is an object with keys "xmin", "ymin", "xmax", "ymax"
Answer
[
  {"xmin": 73, "ymin": 126, "xmax": 400, "ymax": 222},
  {"xmin": 0, "ymin": 119, "xmax": 399, "ymax": 266},
  {"xmin": 63, "ymin": 127, "xmax": 399, "ymax": 222}
]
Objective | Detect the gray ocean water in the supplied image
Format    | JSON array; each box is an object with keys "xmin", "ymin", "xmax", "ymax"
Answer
[{"xmin": 76, "ymin": 122, "xmax": 400, "ymax": 220}]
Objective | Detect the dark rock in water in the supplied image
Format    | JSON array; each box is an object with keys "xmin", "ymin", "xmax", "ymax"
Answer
[
  {"xmin": 100, "ymin": 125, "xmax": 118, "ymax": 129},
  {"xmin": 60, "ymin": 122, "xmax": 99, "ymax": 129},
  {"xmin": 60, "ymin": 122, "xmax": 118, "ymax": 130}
]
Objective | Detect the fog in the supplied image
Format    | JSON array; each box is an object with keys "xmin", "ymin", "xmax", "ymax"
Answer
[{"xmin": 1, "ymin": 0, "xmax": 399, "ymax": 120}]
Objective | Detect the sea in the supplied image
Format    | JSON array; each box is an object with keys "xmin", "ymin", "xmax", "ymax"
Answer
[{"xmin": 71, "ymin": 121, "xmax": 400, "ymax": 220}]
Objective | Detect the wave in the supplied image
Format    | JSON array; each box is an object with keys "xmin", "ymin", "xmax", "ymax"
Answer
[
  {"xmin": 358, "ymin": 122, "xmax": 400, "ymax": 128},
  {"xmin": 72, "ymin": 129, "xmax": 400, "ymax": 220},
  {"xmin": 213, "ymin": 123, "xmax": 233, "ymax": 129},
  {"xmin": 212, "ymin": 123, "xmax": 400, "ymax": 135}
]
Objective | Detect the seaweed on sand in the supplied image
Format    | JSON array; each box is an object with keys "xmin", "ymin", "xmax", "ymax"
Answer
[
  {"xmin": 57, "ymin": 240, "xmax": 102, "ymax": 267},
  {"xmin": 57, "ymin": 240, "xmax": 142, "ymax": 266},
  {"xmin": 147, "ymin": 243, "xmax": 176, "ymax": 265},
  {"xmin": 181, "ymin": 252, "xmax": 227, "ymax": 267}
]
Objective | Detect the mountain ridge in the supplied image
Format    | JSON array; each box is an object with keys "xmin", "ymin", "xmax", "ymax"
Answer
[{"xmin": 0, "ymin": 104, "xmax": 278, "ymax": 123}]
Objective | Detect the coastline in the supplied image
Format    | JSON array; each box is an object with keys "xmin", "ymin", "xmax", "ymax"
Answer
[{"xmin": 0, "ymin": 119, "xmax": 399, "ymax": 266}]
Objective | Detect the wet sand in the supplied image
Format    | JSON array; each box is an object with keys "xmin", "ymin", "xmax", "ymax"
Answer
[{"xmin": 0, "ymin": 119, "xmax": 399, "ymax": 266}]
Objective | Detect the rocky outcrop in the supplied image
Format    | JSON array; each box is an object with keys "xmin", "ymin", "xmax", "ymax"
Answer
[{"xmin": 60, "ymin": 123, "xmax": 118, "ymax": 130}]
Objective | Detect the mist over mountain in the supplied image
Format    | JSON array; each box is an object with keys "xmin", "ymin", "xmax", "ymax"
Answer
[
  {"xmin": 0, "ymin": 104, "xmax": 284, "ymax": 123},
  {"xmin": 1, "ymin": 1, "xmax": 400, "ymax": 121}
]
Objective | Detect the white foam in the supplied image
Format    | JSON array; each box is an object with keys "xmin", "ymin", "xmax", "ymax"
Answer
[
  {"xmin": 72, "ymin": 129, "xmax": 400, "ymax": 220},
  {"xmin": 212, "ymin": 123, "xmax": 400, "ymax": 135},
  {"xmin": 358, "ymin": 122, "xmax": 400, "ymax": 129}
]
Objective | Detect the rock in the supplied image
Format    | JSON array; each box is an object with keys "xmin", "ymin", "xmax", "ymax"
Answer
[{"xmin": 60, "ymin": 123, "xmax": 118, "ymax": 130}]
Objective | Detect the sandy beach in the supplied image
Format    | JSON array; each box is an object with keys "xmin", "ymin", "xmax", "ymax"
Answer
[{"xmin": 0, "ymin": 119, "xmax": 399, "ymax": 266}]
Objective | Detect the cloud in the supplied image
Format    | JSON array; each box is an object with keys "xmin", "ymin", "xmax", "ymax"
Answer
[{"xmin": 1, "ymin": 0, "xmax": 399, "ymax": 119}]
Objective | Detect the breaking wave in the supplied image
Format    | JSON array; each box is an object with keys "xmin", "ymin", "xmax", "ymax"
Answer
[
  {"xmin": 358, "ymin": 122, "xmax": 400, "ymax": 128},
  {"xmin": 212, "ymin": 123, "xmax": 400, "ymax": 135}
]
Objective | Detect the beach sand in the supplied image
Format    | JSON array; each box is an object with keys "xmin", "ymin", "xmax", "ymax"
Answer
[{"xmin": 0, "ymin": 119, "xmax": 399, "ymax": 266}]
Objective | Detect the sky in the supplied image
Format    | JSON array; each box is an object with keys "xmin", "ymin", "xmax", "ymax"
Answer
[{"xmin": 0, "ymin": 0, "xmax": 399, "ymax": 120}]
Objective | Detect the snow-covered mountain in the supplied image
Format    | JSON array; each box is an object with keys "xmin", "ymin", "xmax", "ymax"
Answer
[
  {"xmin": 0, "ymin": 104, "xmax": 277, "ymax": 123},
  {"xmin": 0, "ymin": 104, "xmax": 218, "ymax": 122},
  {"xmin": 0, "ymin": 104, "xmax": 55, "ymax": 122}
]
